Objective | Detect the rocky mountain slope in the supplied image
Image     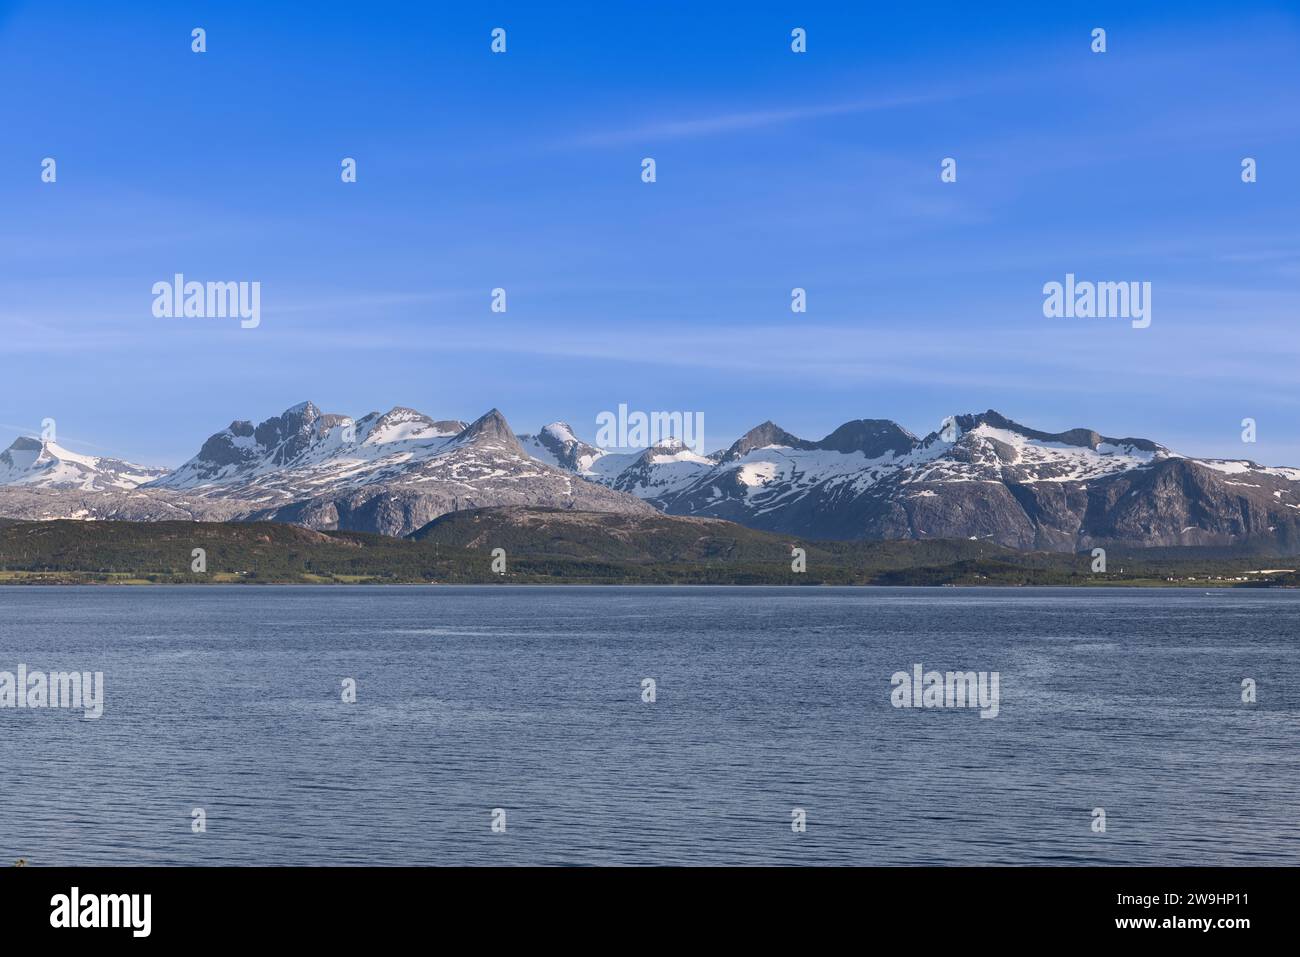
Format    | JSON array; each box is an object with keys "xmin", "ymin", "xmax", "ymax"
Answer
[
  {"xmin": 0, "ymin": 403, "xmax": 653, "ymax": 537},
  {"xmin": 5, "ymin": 404, "xmax": 1300, "ymax": 552},
  {"xmin": 145, "ymin": 402, "xmax": 652, "ymax": 536},
  {"xmin": 560, "ymin": 410, "xmax": 1300, "ymax": 552}
]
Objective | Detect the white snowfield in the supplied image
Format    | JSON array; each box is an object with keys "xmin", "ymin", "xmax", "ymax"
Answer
[
  {"xmin": 1195, "ymin": 459, "xmax": 1300, "ymax": 481},
  {"xmin": 6, "ymin": 407, "xmax": 1300, "ymax": 543},
  {"xmin": 558, "ymin": 413, "xmax": 1300, "ymax": 523},
  {"xmin": 0, "ymin": 437, "xmax": 168, "ymax": 491},
  {"xmin": 611, "ymin": 441, "xmax": 715, "ymax": 498},
  {"xmin": 146, "ymin": 406, "xmax": 471, "ymax": 494},
  {"xmin": 584, "ymin": 450, "xmax": 641, "ymax": 482},
  {"xmin": 591, "ymin": 427, "xmax": 930, "ymax": 509},
  {"xmin": 26, "ymin": 404, "xmax": 645, "ymax": 540},
  {"xmin": 949, "ymin": 425, "xmax": 1164, "ymax": 481},
  {"xmin": 517, "ymin": 422, "xmax": 609, "ymax": 475}
]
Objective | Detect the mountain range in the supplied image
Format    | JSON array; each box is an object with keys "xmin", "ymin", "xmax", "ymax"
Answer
[{"xmin": 3, "ymin": 401, "xmax": 1299, "ymax": 552}]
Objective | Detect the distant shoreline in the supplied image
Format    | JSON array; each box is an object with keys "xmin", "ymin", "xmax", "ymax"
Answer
[
  {"xmin": 3, "ymin": 514, "xmax": 1297, "ymax": 589},
  {"xmin": 0, "ymin": 575, "xmax": 1289, "ymax": 589}
]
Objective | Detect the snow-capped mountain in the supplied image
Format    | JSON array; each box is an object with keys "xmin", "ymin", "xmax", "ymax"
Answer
[
  {"xmin": 517, "ymin": 422, "xmax": 608, "ymax": 474},
  {"xmin": 553, "ymin": 410, "xmax": 1300, "ymax": 551},
  {"xmin": 5, "ymin": 404, "xmax": 1300, "ymax": 552},
  {"xmin": 607, "ymin": 437, "xmax": 716, "ymax": 498},
  {"xmin": 152, "ymin": 403, "xmax": 468, "ymax": 493},
  {"xmin": 143, "ymin": 402, "xmax": 652, "ymax": 536},
  {"xmin": 0, "ymin": 436, "xmax": 169, "ymax": 491}
]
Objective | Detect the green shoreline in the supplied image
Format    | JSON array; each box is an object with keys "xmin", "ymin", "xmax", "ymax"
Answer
[
  {"xmin": 2, "ymin": 513, "xmax": 1298, "ymax": 588},
  {"xmin": 0, "ymin": 577, "xmax": 1289, "ymax": 588}
]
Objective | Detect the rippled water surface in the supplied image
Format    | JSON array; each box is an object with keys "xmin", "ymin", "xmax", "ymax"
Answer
[{"xmin": 1, "ymin": 585, "xmax": 1298, "ymax": 865}]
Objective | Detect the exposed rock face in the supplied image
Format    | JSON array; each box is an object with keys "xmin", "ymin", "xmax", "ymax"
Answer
[
  {"xmin": 7, "ymin": 404, "xmax": 1300, "ymax": 552},
  {"xmin": 813, "ymin": 419, "xmax": 917, "ymax": 458},
  {"xmin": 0, "ymin": 403, "xmax": 651, "ymax": 538},
  {"xmin": 722, "ymin": 422, "xmax": 814, "ymax": 460},
  {"xmin": 517, "ymin": 422, "xmax": 608, "ymax": 473},
  {"xmin": 548, "ymin": 409, "xmax": 1300, "ymax": 553},
  {"xmin": 609, "ymin": 438, "xmax": 715, "ymax": 499},
  {"xmin": 139, "ymin": 403, "xmax": 651, "ymax": 537},
  {"xmin": 0, "ymin": 486, "xmax": 255, "ymax": 523}
]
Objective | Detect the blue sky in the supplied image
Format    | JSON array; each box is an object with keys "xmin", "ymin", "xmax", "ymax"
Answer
[{"xmin": 2, "ymin": 1, "xmax": 1299, "ymax": 466}]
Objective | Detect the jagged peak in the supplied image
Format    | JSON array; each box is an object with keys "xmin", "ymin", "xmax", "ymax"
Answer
[
  {"xmin": 456, "ymin": 409, "xmax": 524, "ymax": 452},
  {"xmin": 724, "ymin": 421, "xmax": 810, "ymax": 460},
  {"xmin": 4, "ymin": 436, "xmax": 44, "ymax": 453}
]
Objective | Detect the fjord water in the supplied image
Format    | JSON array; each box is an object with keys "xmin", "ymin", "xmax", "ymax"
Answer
[{"xmin": 1, "ymin": 586, "xmax": 1297, "ymax": 866}]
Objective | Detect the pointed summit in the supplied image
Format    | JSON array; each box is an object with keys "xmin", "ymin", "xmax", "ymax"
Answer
[
  {"xmin": 518, "ymin": 422, "xmax": 607, "ymax": 473},
  {"xmin": 3, "ymin": 436, "xmax": 44, "ymax": 455},
  {"xmin": 456, "ymin": 409, "xmax": 525, "ymax": 453},
  {"xmin": 152, "ymin": 401, "xmax": 338, "ymax": 488},
  {"xmin": 0, "ymin": 436, "xmax": 48, "ymax": 476},
  {"xmin": 0, "ymin": 435, "xmax": 168, "ymax": 490},
  {"xmin": 723, "ymin": 421, "xmax": 811, "ymax": 461},
  {"xmin": 252, "ymin": 401, "xmax": 326, "ymax": 466}
]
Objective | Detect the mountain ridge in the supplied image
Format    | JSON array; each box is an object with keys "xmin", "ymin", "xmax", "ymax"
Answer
[
  {"xmin": 3, "ymin": 401, "xmax": 1299, "ymax": 551},
  {"xmin": 0, "ymin": 436, "xmax": 169, "ymax": 491}
]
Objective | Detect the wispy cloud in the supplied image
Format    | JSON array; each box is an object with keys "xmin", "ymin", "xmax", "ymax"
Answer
[{"xmin": 563, "ymin": 90, "xmax": 958, "ymax": 148}]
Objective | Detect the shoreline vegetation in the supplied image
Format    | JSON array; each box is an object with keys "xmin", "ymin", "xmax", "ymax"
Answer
[{"xmin": 1, "ymin": 509, "xmax": 1298, "ymax": 588}]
